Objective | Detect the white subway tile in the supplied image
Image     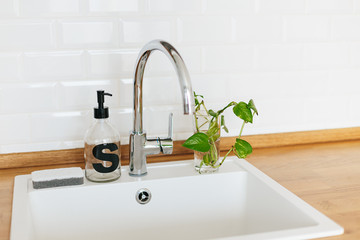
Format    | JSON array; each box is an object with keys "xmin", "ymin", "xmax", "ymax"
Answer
[
  {"xmin": 205, "ymin": 0, "xmax": 255, "ymax": 14},
  {"xmin": 279, "ymin": 71, "xmax": 329, "ymax": 97},
  {"xmin": 257, "ymin": 0, "xmax": 305, "ymax": 14},
  {"xmin": 191, "ymin": 74, "xmax": 230, "ymax": 104},
  {"xmin": 350, "ymin": 43, "xmax": 360, "ymax": 66},
  {"xmin": 173, "ymin": 46, "xmax": 202, "ymax": 74},
  {"xmin": 203, "ymin": 45, "xmax": 254, "ymax": 73},
  {"xmin": 255, "ymin": 44, "xmax": 303, "ymax": 70},
  {"xmin": 227, "ymin": 72, "xmax": 280, "ymax": 100},
  {"xmin": 123, "ymin": 19, "xmax": 172, "ymax": 43},
  {"xmin": 59, "ymin": 19, "xmax": 118, "ymax": 48},
  {"xmin": 0, "ymin": 142, "xmax": 62, "ymax": 154},
  {"xmin": 285, "ymin": 16, "xmax": 330, "ymax": 42},
  {"xmin": 143, "ymin": 49, "xmax": 180, "ymax": 75},
  {"xmin": 329, "ymin": 69, "xmax": 360, "ymax": 95},
  {"xmin": 349, "ymin": 95, "xmax": 360, "ymax": 122},
  {"xmin": 304, "ymin": 96, "xmax": 351, "ymax": 127},
  {"xmin": 235, "ymin": 16, "xmax": 282, "ymax": 43},
  {"xmin": 19, "ymin": 0, "xmax": 80, "ymax": 16},
  {"xmin": 306, "ymin": 0, "xmax": 353, "ymax": 13},
  {"xmin": 0, "ymin": 21, "xmax": 54, "ymax": 50},
  {"xmin": 0, "ymin": 53, "xmax": 20, "ymax": 81},
  {"xmin": 332, "ymin": 16, "xmax": 360, "ymax": 41},
  {"xmin": 118, "ymin": 78, "xmax": 133, "ymax": 107},
  {"xmin": 178, "ymin": 16, "xmax": 233, "ymax": 43},
  {"xmin": 30, "ymin": 111, "xmax": 86, "ymax": 142},
  {"xmin": 0, "ymin": 114, "xmax": 31, "ymax": 145},
  {"xmin": 89, "ymin": 0, "xmax": 138, "ymax": 12},
  {"xmin": 148, "ymin": 0, "xmax": 201, "ymax": 13},
  {"xmin": 0, "ymin": 83, "xmax": 57, "ymax": 114},
  {"xmin": 88, "ymin": 49, "xmax": 137, "ymax": 78},
  {"xmin": 89, "ymin": 46, "xmax": 198, "ymax": 78},
  {"xmin": 355, "ymin": 0, "xmax": 360, "ymax": 13},
  {"xmin": 23, "ymin": 51, "xmax": 84, "ymax": 81},
  {"xmin": 58, "ymin": 80, "xmax": 120, "ymax": 111},
  {"xmin": 143, "ymin": 105, "xmax": 183, "ymax": 137},
  {"xmin": 304, "ymin": 43, "xmax": 349, "ymax": 69},
  {"xmin": 108, "ymin": 108, "xmax": 133, "ymax": 137},
  {"xmin": 143, "ymin": 76, "xmax": 182, "ymax": 106},
  {"xmin": 0, "ymin": 0, "xmax": 17, "ymax": 17}
]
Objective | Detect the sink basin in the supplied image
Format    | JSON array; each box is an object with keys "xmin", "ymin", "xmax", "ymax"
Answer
[{"xmin": 10, "ymin": 157, "xmax": 343, "ymax": 240}]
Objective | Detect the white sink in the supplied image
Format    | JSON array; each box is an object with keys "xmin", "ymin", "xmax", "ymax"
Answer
[{"xmin": 10, "ymin": 157, "xmax": 343, "ymax": 240}]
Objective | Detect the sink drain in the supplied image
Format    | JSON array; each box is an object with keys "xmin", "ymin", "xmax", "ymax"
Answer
[{"xmin": 136, "ymin": 188, "xmax": 151, "ymax": 204}]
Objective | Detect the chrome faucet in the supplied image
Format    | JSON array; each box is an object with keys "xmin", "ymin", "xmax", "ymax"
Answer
[{"xmin": 129, "ymin": 40, "xmax": 195, "ymax": 176}]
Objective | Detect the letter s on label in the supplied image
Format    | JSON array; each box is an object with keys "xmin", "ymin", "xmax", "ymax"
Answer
[{"xmin": 92, "ymin": 143, "xmax": 120, "ymax": 173}]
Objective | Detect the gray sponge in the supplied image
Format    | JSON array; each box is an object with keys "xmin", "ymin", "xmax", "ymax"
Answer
[{"xmin": 31, "ymin": 167, "xmax": 84, "ymax": 189}]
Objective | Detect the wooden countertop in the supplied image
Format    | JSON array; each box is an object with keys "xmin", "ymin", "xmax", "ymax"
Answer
[{"xmin": 1, "ymin": 140, "xmax": 360, "ymax": 240}]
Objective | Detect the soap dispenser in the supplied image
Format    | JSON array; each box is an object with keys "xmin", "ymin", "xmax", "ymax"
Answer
[{"xmin": 84, "ymin": 90, "xmax": 121, "ymax": 182}]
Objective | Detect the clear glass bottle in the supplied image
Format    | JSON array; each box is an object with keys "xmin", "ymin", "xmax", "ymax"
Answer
[{"xmin": 84, "ymin": 90, "xmax": 121, "ymax": 182}]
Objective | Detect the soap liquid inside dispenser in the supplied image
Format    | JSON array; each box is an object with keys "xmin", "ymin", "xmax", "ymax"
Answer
[{"xmin": 84, "ymin": 90, "xmax": 121, "ymax": 182}]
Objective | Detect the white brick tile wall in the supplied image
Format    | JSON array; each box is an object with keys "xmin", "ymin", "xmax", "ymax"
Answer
[
  {"xmin": 88, "ymin": 49, "xmax": 137, "ymax": 78},
  {"xmin": 304, "ymin": 43, "xmax": 349, "ymax": 68},
  {"xmin": 255, "ymin": 44, "xmax": 303, "ymax": 70},
  {"xmin": 0, "ymin": 0, "xmax": 360, "ymax": 153},
  {"xmin": 59, "ymin": 19, "xmax": 119, "ymax": 48},
  {"xmin": 203, "ymin": 45, "xmax": 254, "ymax": 72},
  {"xmin": 0, "ymin": 0, "xmax": 17, "ymax": 17},
  {"xmin": 178, "ymin": 16, "xmax": 233, "ymax": 43},
  {"xmin": 23, "ymin": 51, "xmax": 85, "ymax": 81},
  {"xmin": 123, "ymin": 18, "xmax": 173, "ymax": 44},
  {"xmin": 58, "ymin": 79, "xmax": 120, "ymax": 111},
  {"xmin": 19, "ymin": 0, "xmax": 80, "ymax": 16},
  {"xmin": 0, "ymin": 21, "xmax": 54, "ymax": 50},
  {"xmin": 235, "ymin": 16, "xmax": 283, "ymax": 43},
  {"xmin": 148, "ymin": 0, "xmax": 201, "ymax": 13},
  {"xmin": 30, "ymin": 112, "xmax": 87, "ymax": 142},
  {"xmin": 0, "ymin": 83, "xmax": 57, "ymax": 114},
  {"xmin": 285, "ymin": 16, "xmax": 330, "ymax": 42},
  {"xmin": 205, "ymin": 0, "xmax": 255, "ymax": 14},
  {"xmin": 0, "ymin": 115, "xmax": 31, "ymax": 144},
  {"xmin": 257, "ymin": 0, "xmax": 305, "ymax": 14},
  {"xmin": 0, "ymin": 53, "xmax": 21, "ymax": 81},
  {"xmin": 306, "ymin": 0, "xmax": 353, "ymax": 14},
  {"xmin": 332, "ymin": 16, "xmax": 360, "ymax": 41},
  {"xmin": 329, "ymin": 69, "xmax": 360, "ymax": 95},
  {"xmin": 350, "ymin": 43, "xmax": 360, "ymax": 66},
  {"xmin": 89, "ymin": 0, "xmax": 138, "ymax": 13}
]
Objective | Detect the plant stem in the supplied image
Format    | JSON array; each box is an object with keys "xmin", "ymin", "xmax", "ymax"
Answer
[
  {"xmin": 200, "ymin": 101, "xmax": 209, "ymax": 115},
  {"xmin": 239, "ymin": 121, "xmax": 246, "ymax": 138},
  {"xmin": 214, "ymin": 146, "xmax": 234, "ymax": 168}
]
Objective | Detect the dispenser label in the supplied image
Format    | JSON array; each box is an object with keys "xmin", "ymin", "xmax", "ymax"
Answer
[{"xmin": 92, "ymin": 143, "xmax": 120, "ymax": 173}]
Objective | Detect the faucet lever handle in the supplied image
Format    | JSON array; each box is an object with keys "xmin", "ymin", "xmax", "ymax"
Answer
[
  {"xmin": 159, "ymin": 113, "xmax": 173, "ymax": 154},
  {"xmin": 167, "ymin": 112, "xmax": 173, "ymax": 139}
]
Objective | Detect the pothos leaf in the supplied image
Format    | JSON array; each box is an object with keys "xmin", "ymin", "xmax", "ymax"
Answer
[
  {"xmin": 234, "ymin": 138, "xmax": 253, "ymax": 158},
  {"xmin": 206, "ymin": 121, "xmax": 220, "ymax": 139},
  {"xmin": 233, "ymin": 102, "xmax": 253, "ymax": 123},
  {"xmin": 221, "ymin": 115, "xmax": 229, "ymax": 133},
  {"xmin": 182, "ymin": 132, "xmax": 210, "ymax": 152},
  {"xmin": 248, "ymin": 99, "xmax": 258, "ymax": 115},
  {"xmin": 208, "ymin": 109, "xmax": 217, "ymax": 117}
]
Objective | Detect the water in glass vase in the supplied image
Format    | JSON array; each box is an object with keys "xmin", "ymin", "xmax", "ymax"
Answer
[{"xmin": 194, "ymin": 138, "xmax": 220, "ymax": 174}]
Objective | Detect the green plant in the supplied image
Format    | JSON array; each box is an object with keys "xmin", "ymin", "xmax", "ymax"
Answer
[{"xmin": 182, "ymin": 92, "xmax": 258, "ymax": 172}]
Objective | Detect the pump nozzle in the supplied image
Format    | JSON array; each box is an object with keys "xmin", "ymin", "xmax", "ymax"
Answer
[{"xmin": 94, "ymin": 90, "xmax": 112, "ymax": 119}]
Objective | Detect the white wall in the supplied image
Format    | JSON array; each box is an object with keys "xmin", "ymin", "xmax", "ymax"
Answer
[{"xmin": 0, "ymin": 0, "xmax": 360, "ymax": 153}]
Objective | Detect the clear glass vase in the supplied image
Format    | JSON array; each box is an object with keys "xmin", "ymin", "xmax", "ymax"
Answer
[{"xmin": 193, "ymin": 110, "xmax": 221, "ymax": 174}]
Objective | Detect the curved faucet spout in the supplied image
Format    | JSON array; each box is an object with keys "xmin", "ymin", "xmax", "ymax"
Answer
[
  {"xmin": 129, "ymin": 40, "xmax": 195, "ymax": 176},
  {"xmin": 133, "ymin": 40, "xmax": 195, "ymax": 134}
]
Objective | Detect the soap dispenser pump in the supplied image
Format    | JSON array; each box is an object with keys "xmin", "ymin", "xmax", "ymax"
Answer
[{"xmin": 84, "ymin": 90, "xmax": 121, "ymax": 182}]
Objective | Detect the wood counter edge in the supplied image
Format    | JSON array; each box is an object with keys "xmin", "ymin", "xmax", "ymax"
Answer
[{"xmin": 1, "ymin": 126, "xmax": 360, "ymax": 170}]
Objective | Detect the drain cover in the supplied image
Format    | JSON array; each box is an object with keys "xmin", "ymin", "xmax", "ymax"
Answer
[{"xmin": 136, "ymin": 188, "xmax": 151, "ymax": 204}]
